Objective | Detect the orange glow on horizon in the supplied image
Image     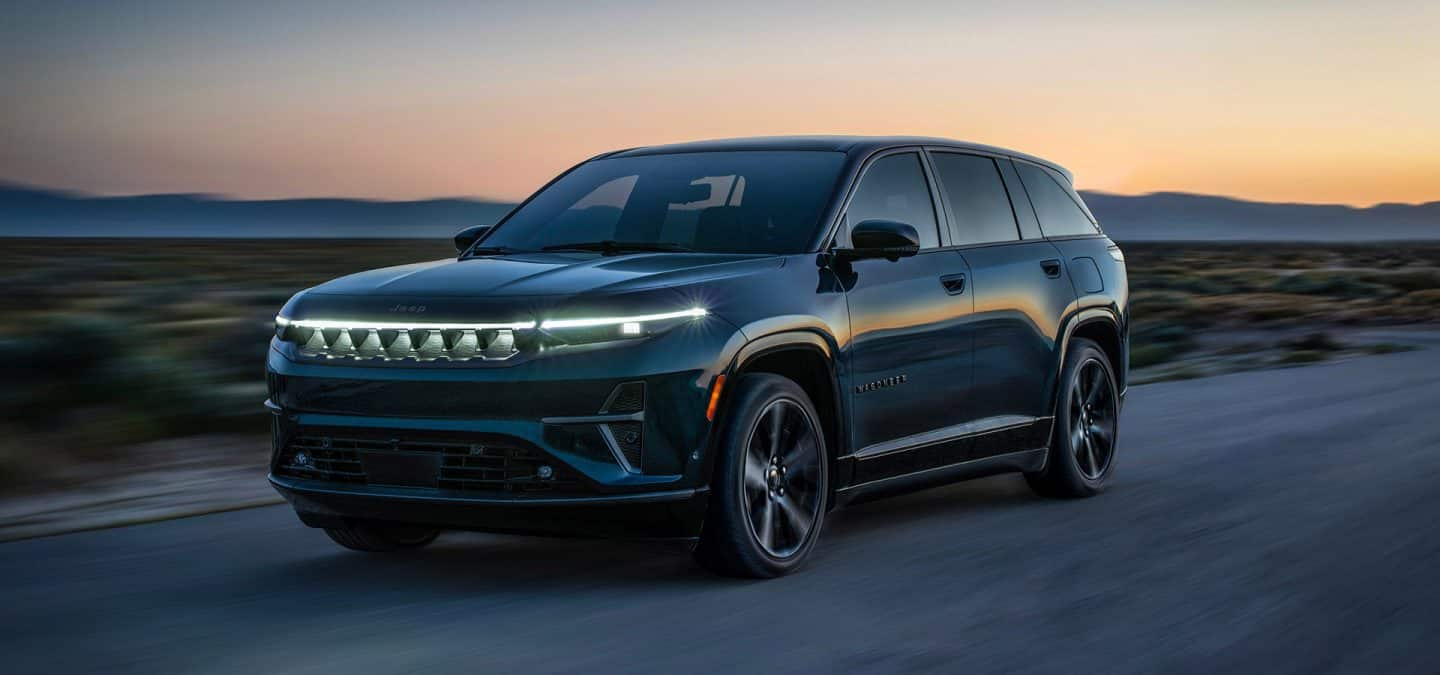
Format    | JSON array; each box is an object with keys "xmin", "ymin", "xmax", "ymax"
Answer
[{"xmin": 3, "ymin": 2, "xmax": 1437, "ymax": 208}]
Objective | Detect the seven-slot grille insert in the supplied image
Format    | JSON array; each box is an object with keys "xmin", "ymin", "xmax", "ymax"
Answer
[{"xmin": 279, "ymin": 324, "xmax": 519, "ymax": 361}]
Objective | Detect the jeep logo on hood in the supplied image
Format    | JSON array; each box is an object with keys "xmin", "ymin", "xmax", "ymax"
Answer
[{"xmin": 387, "ymin": 304, "xmax": 427, "ymax": 313}]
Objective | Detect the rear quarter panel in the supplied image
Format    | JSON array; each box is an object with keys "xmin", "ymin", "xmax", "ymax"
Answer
[{"xmin": 1050, "ymin": 236, "xmax": 1130, "ymax": 389}]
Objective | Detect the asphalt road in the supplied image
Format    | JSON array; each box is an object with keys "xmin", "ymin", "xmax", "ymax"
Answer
[{"xmin": 5, "ymin": 349, "xmax": 1440, "ymax": 674}]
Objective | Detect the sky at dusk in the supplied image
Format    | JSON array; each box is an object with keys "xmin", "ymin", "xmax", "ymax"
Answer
[{"xmin": 2, "ymin": 0, "xmax": 1437, "ymax": 206}]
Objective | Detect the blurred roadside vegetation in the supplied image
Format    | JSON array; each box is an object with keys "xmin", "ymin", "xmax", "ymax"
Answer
[
  {"xmin": 0, "ymin": 239, "xmax": 453, "ymax": 489},
  {"xmin": 1124, "ymin": 243, "xmax": 1440, "ymax": 372},
  {"xmin": 0, "ymin": 239, "xmax": 1437, "ymax": 489}
]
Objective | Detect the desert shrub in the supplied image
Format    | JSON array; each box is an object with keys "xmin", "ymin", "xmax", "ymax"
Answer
[
  {"xmin": 196, "ymin": 311, "xmax": 277, "ymax": 381},
  {"xmin": 1199, "ymin": 269, "xmax": 1276, "ymax": 294},
  {"xmin": 1192, "ymin": 293, "xmax": 1328, "ymax": 323},
  {"xmin": 1216, "ymin": 341, "xmax": 1268, "ymax": 355},
  {"xmin": 1357, "ymin": 269, "xmax": 1440, "ymax": 293},
  {"xmin": 1147, "ymin": 274, "xmax": 1230, "ymax": 295},
  {"xmin": 1129, "ymin": 290, "xmax": 1194, "ymax": 309},
  {"xmin": 1130, "ymin": 317, "xmax": 1198, "ymax": 369},
  {"xmin": 1364, "ymin": 343, "xmax": 1415, "ymax": 355},
  {"xmin": 1161, "ymin": 367, "xmax": 1207, "ymax": 381},
  {"xmin": 1282, "ymin": 332, "xmax": 1343, "ymax": 352},
  {"xmin": 1270, "ymin": 272, "xmax": 1394, "ymax": 299},
  {"xmin": 1278, "ymin": 350, "xmax": 1329, "ymax": 364},
  {"xmin": 1402, "ymin": 289, "xmax": 1440, "ymax": 306},
  {"xmin": 1129, "ymin": 344, "xmax": 1184, "ymax": 369},
  {"xmin": 0, "ymin": 427, "xmax": 35, "ymax": 488},
  {"xmin": 0, "ymin": 314, "xmax": 259, "ymax": 444},
  {"xmin": 1133, "ymin": 320, "xmax": 1193, "ymax": 346}
]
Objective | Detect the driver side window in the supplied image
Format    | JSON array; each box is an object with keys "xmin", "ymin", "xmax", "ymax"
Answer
[{"xmin": 845, "ymin": 153, "xmax": 940, "ymax": 248}]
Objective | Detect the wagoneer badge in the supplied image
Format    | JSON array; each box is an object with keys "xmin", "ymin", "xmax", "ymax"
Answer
[{"xmin": 855, "ymin": 374, "xmax": 907, "ymax": 394}]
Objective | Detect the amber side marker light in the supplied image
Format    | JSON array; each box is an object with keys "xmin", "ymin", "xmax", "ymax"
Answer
[{"xmin": 706, "ymin": 374, "xmax": 727, "ymax": 421}]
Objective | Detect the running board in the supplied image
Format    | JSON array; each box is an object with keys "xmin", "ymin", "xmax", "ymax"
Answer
[
  {"xmin": 850, "ymin": 415, "xmax": 1041, "ymax": 460},
  {"xmin": 836, "ymin": 448, "xmax": 1047, "ymax": 506}
]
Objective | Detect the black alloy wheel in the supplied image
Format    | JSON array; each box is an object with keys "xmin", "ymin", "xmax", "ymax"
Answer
[
  {"xmin": 1025, "ymin": 338, "xmax": 1120, "ymax": 498},
  {"xmin": 695, "ymin": 374, "xmax": 828, "ymax": 578},
  {"xmin": 741, "ymin": 399, "xmax": 825, "ymax": 559},
  {"xmin": 1070, "ymin": 358, "xmax": 1117, "ymax": 480}
]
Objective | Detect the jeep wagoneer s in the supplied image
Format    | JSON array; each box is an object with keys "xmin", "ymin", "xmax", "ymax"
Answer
[{"xmin": 267, "ymin": 136, "xmax": 1129, "ymax": 577}]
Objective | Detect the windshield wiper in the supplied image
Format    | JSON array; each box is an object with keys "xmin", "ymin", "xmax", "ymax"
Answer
[
  {"xmin": 541, "ymin": 240, "xmax": 693, "ymax": 255},
  {"xmin": 465, "ymin": 245, "xmax": 524, "ymax": 257}
]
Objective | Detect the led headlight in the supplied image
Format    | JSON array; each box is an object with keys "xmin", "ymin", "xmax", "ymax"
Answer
[{"xmin": 539, "ymin": 307, "xmax": 707, "ymax": 344}]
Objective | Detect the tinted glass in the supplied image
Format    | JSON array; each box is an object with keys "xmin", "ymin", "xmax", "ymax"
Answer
[
  {"xmin": 930, "ymin": 153, "xmax": 1019, "ymax": 245},
  {"xmin": 997, "ymin": 159, "xmax": 1045, "ymax": 239},
  {"xmin": 1014, "ymin": 161, "xmax": 1097, "ymax": 237},
  {"xmin": 845, "ymin": 153, "xmax": 940, "ymax": 248},
  {"xmin": 482, "ymin": 151, "xmax": 846, "ymax": 254}
]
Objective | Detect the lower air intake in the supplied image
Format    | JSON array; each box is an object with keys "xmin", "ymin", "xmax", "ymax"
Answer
[
  {"xmin": 275, "ymin": 431, "xmax": 585, "ymax": 494},
  {"xmin": 605, "ymin": 421, "xmax": 644, "ymax": 468}
]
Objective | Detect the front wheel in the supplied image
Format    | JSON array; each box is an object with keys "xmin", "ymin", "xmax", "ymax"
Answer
[
  {"xmin": 1026, "ymin": 338, "xmax": 1120, "ymax": 498},
  {"xmin": 694, "ymin": 374, "xmax": 828, "ymax": 578}
]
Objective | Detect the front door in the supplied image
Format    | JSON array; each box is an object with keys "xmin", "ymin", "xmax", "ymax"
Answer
[{"xmin": 841, "ymin": 151, "xmax": 975, "ymax": 482}]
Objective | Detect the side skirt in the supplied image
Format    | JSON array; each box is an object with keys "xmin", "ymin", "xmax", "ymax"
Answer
[{"xmin": 835, "ymin": 447, "xmax": 1046, "ymax": 506}]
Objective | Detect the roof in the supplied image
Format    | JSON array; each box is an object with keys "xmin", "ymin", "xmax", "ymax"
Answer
[{"xmin": 606, "ymin": 135, "xmax": 1073, "ymax": 181}]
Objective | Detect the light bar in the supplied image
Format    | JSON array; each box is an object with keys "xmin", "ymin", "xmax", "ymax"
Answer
[
  {"xmin": 540, "ymin": 307, "xmax": 708, "ymax": 330},
  {"xmin": 279, "ymin": 316, "xmax": 537, "ymax": 331}
]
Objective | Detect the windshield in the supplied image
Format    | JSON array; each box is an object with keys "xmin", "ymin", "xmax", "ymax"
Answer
[{"xmin": 478, "ymin": 151, "xmax": 847, "ymax": 255}]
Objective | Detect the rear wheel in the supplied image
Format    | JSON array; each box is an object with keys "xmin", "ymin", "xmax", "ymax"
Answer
[
  {"xmin": 1026, "ymin": 338, "xmax": 1119, "ymax": 498},
  {"xmin": 694, "ymin": 374, "xmax": 828, "ymax": 578},
  {"xmin": 324, "ymin": 521, "xmax": 440, "ymax": 553}
]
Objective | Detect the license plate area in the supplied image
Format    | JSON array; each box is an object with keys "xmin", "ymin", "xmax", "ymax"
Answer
[{"xmin": 360, "ymin": 452, "xmax": 441, "ymax": 488}]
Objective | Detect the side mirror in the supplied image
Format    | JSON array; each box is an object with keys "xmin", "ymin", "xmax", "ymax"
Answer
[
  {"xmin": 836, "ymin": 220, "xmax": 920, "ymax": 261},
  {"xmin": 453, "ymin": 225, "xmax": 491, "ymax": 253}
]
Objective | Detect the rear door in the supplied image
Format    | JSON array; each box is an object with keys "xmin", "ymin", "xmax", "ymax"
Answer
[
  {"xmin": 841, "ymin": 150, "xmax": 976, "ymax": 479},
  {"xmin": 928, "ymin": 150, "xmax": 1074, "ymax": 457},
  {"xmin": 1010, "ymin": 159, "xmax": 1128, "ymax": 392}
]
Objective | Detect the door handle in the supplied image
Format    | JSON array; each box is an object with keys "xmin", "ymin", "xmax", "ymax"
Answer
[
  {"xmin": 1040, "ymin": 259, "xmax": 1063, "ymax": 279},
  {"xmin": 939, "ymin": 273, "xmax": 966, "ymax": 295}
]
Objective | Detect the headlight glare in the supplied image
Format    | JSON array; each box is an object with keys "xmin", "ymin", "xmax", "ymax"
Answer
[
  {"xmin": 540, "ymin": 307, "xmax": 708, "ymax": 344},
  {"xmin": 539, "ymin": 307, "xmax": 707, "ymax": 330}
]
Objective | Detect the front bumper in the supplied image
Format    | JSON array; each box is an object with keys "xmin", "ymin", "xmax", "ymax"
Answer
[
  {"xmin": 270, "ymin": 474, "xmax": 709, "ymax": 540},
  {"xmin": 264, "ymin": 318, "xmax": 740, "ymax": 539}
]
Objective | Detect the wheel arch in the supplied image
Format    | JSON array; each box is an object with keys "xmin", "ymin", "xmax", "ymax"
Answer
[
  {"xmin": 1051, "ymin": 308, "xmax": 1126, "ymax": 419},
  {"xmin": 712, "ymin": 331, "xmax": 846, "ymax": 506}
]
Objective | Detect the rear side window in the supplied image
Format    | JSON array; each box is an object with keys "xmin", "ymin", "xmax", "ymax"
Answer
[
  {"xmin": 1014, "ymin": 161, "xmax": 1097, "ymax": 237},
  {"xmin": 846, "ymin": 152, "xmax": 941, "ymax": 248},
  {"xmin": 929, "ymin": 153, "xmax": 1019, "ymax": 245}
]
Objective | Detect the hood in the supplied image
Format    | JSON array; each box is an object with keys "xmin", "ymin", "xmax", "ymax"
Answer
[{"xmin": 307, "ymin": 252, "xmax": 783, "ymax": 299}]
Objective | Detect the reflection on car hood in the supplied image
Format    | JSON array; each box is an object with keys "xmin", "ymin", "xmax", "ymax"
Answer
[{"xmin": 307, "ymin": 252, "xmax": 783, "ymax": 298}]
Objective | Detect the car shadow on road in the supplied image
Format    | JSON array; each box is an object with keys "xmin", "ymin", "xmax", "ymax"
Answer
[
  {"xmin": 244, "ymin": 475, "xmax": 1052, "ymax": 595},
  {"xmin": 823, "ymin": 474, "xmax": 1046, "ymax": 541}
]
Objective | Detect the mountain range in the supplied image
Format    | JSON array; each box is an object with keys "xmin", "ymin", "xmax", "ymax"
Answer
[{"xmin": 2, "ymin": 182, "xmax": 1437, "ymax": 241}]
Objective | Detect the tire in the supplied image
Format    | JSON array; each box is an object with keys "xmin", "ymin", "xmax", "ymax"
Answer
[
  {"xmin": 324, "ymin": 521, "xmax": 441, "ymax": 553},
  {"xmin": 1026, "ymin": 338, "xmax": 1120, "ymax": 499},
  {"xmin": 694, "ymin": 374, "xmax": 829, "ymax": 578}
]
